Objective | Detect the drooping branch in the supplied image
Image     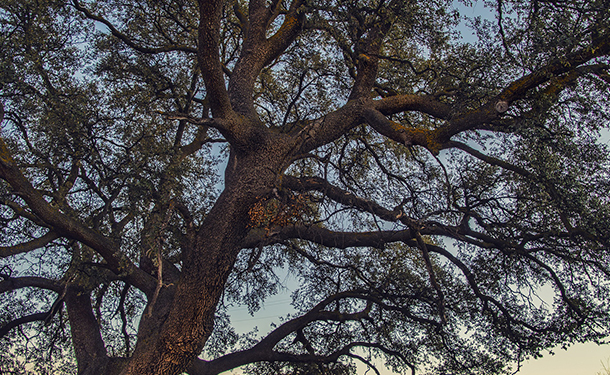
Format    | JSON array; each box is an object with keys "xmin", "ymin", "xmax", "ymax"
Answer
[
  {"xmin": 427, "ymin": 244, "xmax": 562, "ymax": 334},
  {"xmin": 412, "ymin": 228, "xmax": 447, "ymax": 324}
]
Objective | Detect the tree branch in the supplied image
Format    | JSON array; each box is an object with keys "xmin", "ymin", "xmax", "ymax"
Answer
[
  {"xmin": 228, "ymin": 0, "xmax": 305, "ymax": 118},
  {"xmin": 0, "ymin": 312, "xmax": 48, "ymax": 340},
  {"xmin": 282, "ymin": 175, "xmax": 403, "ymax": 222},
  {"xmin": 71, "ymin": 0, "xmax": 197, "ymax": 54},
  {"xmin": 448, "ymin": 140, "xmax": 532, "ymax": 177},
  {"xmin": 437, "ymin": 36, "xmax": 610, "ymax": 140},
  {"xmin": 348, "ymin": 20, "xmax": 393, "ymax": 100},
  {"xmin": 0, "ymin": 137, "xmax": 155, "ymax": 295},
  {"xmin": 198, "ymin": 0, "xmax": 233, "ymax": 117},
  {"xmin": 0, "ymin": 275, "xmax": 62, "ymax": 294},
  {"xmin": 65, "ymin": 287, "xmax": 109, "ymax": 371},
  {"xmin": 363, "ymin": 107, "xmax": 444, "ymax": 154},
  {"xmin": 0, "ymin": 230, "xmax": 60, "ymax": 258},
  {"xmin": 243, "ymin": 225, "xmax": 415, "ymax": 250},
  {"xmin": 373, "ymin": 94, "xmax": 452, "ymax": 119}
]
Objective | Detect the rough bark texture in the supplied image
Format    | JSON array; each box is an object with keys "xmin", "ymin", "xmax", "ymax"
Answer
[{"xmin": 2, "ymin": 1, "xmax": 610, "ymax": 375}]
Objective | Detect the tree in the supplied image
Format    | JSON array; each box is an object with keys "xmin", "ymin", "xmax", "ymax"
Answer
[{"xmin": 1, "ymin": 0, "xmax": 610, "ymax": 374}]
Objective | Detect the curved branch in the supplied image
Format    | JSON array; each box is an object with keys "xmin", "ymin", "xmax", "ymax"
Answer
[
  {"xmin": 426, "ymin": 243, "xmax": 553, "ymax": 334},
  {"xmin": 71, "ymin": 0, "xmax": 197, "ymax": 54},
  {"xmin": 0, "ymin": 276, "xmax": 62, "ymax": 294},
  {"xmin": 192, "ymin": 291, "xmax": 372, "ymax": 374},
  {"xmin": 191, "ymin": 289, "xmax": 423, "ymax": 375},
  {"xmin": 0, "ymin": 231, "xmax": 60, "ymax": 258},
  {"xmin": 0, "ymin": 312, "xmax": 48, "ymax": 340},
  {"xmin": 363, "ymin": 108, "xmax": 443, "ymax": 153},
  {"xmin": 374, "ymin": 94, "xmax": 452, "ymax": 119},
  {"xmin": 437, "ymin": 36, "xmax": 610, "ymax": 139}
]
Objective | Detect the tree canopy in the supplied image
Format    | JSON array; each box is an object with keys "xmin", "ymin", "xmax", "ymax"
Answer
[{"xmin": 1, "ymin": 0, "xmax": 610, "ymax": 374}]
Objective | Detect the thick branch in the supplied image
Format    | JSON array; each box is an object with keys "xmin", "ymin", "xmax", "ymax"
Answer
[
  {"xmin": 65, "ymin": 287, "xmax": 109, "ymax": 372},
  {"xmin": 363, "ymin": 108, "xmax": 444, "ymax": 154},
  {"xmin": 0, "ymin": 312, "xmax": 48, "ymax": 340},
  {"xmin": 374, "ymin": 94, "xmax": 452, "ymax": 119},
  {"xmin": 0, "ymin": 230, "xmax": 60, "ymax": 258},
  {"xmin": 228, "ymin": 0, "xmax": 305, "ymax": 118},
  {"xmin": 349, "ymin": 22, "xmax": 392, "ymax": 100},
  {"xmin": 198, "ymin": 0, "xmax": 233, "ymax": 117},
  {"xmin": 0, "ymin": 276, "xmax": 62, "ymax": 294},
  {"xmin": 0, "ymin": 138, "xmax": 155, "ymax": 295}
]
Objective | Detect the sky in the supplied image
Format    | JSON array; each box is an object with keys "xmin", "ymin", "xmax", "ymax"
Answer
[{"xmin": 225, "ymin": 286, "xmax": 610, "ymax": 375}]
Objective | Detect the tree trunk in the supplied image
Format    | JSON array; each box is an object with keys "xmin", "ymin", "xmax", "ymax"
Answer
[{"xmin": 119, "ymin": 148, "xmax": 280, "ymax": 375}]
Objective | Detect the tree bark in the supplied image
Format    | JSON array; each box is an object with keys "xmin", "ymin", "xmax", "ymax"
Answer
[{"xmin": 120, "ymin": 142, "xmax": 287, "ymax": 374}]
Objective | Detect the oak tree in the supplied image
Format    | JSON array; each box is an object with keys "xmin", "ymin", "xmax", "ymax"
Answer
[{"xmin": 1, "ymin": 0, "xmax": 610, "ymax": 374}]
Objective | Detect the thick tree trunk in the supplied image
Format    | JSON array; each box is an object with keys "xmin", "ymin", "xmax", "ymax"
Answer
[{"xmin": 118, "ymin": 147, "xmax": 282, "ymax": 375}]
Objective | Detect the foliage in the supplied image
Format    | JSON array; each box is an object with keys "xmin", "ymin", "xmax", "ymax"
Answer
[{"xmin": 1, "ymin": 0, "xmax": 610, "ymax": 374}]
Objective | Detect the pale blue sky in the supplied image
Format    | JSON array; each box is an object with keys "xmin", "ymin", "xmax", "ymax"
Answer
[{"xmin": 227, "ymin": 296, "xmax": 610, "ymax": 375}]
